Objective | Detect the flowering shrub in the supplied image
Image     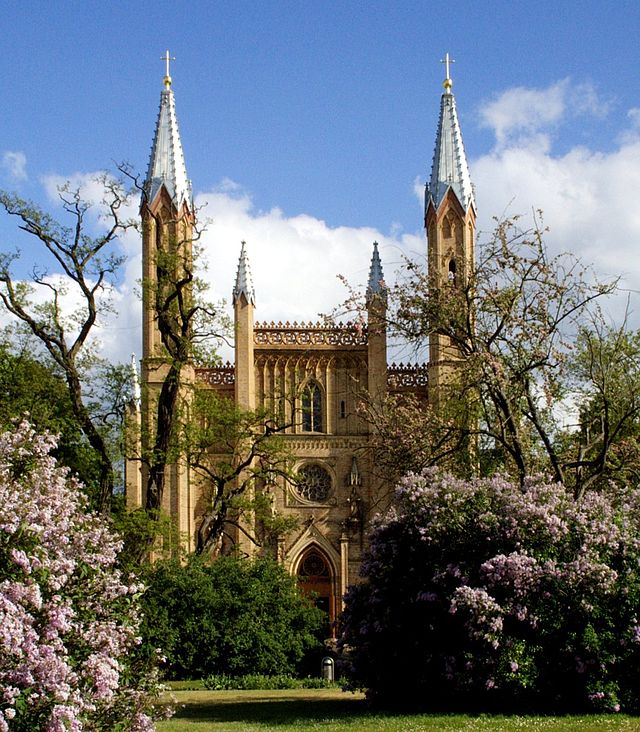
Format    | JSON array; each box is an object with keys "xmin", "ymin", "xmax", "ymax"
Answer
[
  {"xmin": 340, "ymin": 470, "xmax": 640, "ymax": 713},
  {"xmin": 0, "ymin": 422, "xmax": 165, "ymax": 731}
]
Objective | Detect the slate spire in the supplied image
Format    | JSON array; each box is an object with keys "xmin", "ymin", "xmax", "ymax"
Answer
[
  {"xmin": 233, "ymin": 241, "xmax": 256, "ymax": 306},
  {"xmin": 143, "ymin": 52, "xmax": 192, "ymax": 211},
  {"xmin": 425, "ymin": 54, "xmax": 475, "ymax": 215},
  {"xmin": 366, "ymin": 241, "xmax": 386, "ymax": 302}
]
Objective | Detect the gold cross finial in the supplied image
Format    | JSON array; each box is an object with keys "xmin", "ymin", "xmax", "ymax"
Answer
[
  {"xmin": 161, "ymin": 49, "xmax": 176, "ymax": 88},
  {"xmin": 441, "ymin": 52, "xmax": 454, "ymax": 92}
]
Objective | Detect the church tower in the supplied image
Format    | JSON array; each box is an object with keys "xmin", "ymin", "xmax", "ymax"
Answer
[
  {"xmin": 425, "ymin": 54, "xmax": 476, "ymax": 397},
  {"xmin": 138, "ymin": 53, "xmax": 196, "ymax": 537},
  {"xmin": 141, "ymin": 52, "xmax": 194, "ymax": 364}
]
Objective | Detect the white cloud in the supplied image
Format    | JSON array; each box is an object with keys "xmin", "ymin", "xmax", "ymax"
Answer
[
  {"xmin": 2, "ymin": 151, "xmax": 27, "ymax": 181},
  {"xmin": 479, "ymin": 80, "xmax": 568, "ymax": 147},
  {"xmin": 471, "ymin": 80, "xmax": 640, "ymax": 326},
  {"xmin": 479, "ymin": 79, "xmax": 609, "ymax": 149},
  {"xmin": 196, "ymin": 182, "xmax": 422, "ymax": 359}
]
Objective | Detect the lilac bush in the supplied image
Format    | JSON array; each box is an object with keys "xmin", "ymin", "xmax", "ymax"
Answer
[
  {"xmin": 0, "ymin": 422, "xmax": 165, "ymax": 731},
  {"xmin": 340, "ymin": 469, "xmax": 640, "ymax": 713}
]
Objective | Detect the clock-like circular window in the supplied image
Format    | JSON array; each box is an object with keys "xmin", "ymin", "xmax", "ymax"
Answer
[{"xmin": 296, "ymin": 464, "xmax": 332, "ymax": 503}]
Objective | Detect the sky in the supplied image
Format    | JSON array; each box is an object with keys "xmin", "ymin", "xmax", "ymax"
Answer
[{"xmin": 2, "ymin": 1, "xmax": 640, "ymax": 365}]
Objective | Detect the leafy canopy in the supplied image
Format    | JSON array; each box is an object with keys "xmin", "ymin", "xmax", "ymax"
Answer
[{"xmin": 140, "ymin": 554, "xmax": 324, "ymax": 680}]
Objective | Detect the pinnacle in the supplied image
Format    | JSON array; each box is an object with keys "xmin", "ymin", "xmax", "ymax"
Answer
[{"xmin": 233, "ymin": 241, "xmax": 256, "ymax": 306}]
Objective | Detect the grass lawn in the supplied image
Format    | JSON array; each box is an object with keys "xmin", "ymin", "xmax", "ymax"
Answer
[{"xmin": 156, "ymin": 688, "xmax": 640, "ymax": 731}]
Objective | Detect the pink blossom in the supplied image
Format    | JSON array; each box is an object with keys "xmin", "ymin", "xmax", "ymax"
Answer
[{"xmin": 0, "ymin": 422, "xmax": 167, "ymax": 730}]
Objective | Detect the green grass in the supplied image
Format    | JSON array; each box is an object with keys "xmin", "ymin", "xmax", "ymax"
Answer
[{"xmin": 156, "ymin": 689, "xmax": 640, "ymax": 731}]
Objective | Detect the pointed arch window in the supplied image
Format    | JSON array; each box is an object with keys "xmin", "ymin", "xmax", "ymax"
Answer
[{"xmin": 301, "ymin": 381, "xmax": 323, "ymax": 432}]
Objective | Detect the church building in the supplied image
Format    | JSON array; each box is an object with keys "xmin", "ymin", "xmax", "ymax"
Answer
[{"xmin": 126, "ymin": 55, "xmax": 475, "ymax": 630}]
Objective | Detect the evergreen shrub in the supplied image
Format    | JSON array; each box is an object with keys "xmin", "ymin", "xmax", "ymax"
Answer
[
  {"xmin": 140, "ymin": 555, "xmax": 323, "ymax": 680},
  {"xmin": 202, "ymin": 674, "xmax": 338, "ymax": 690}
]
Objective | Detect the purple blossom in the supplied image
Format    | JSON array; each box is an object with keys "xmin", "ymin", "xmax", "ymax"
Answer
[
  {"xmin": 341, "ymin": 467, "xmax": 640, "ymax": 712},
  {"xmin": 0, "ymin": 422, "xmax": 166, "ymax": 730}
]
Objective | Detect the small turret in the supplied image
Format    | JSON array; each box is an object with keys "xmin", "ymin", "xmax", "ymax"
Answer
[
  {"xmin": 129, "ymin": 353, "xmax": 141, "ymax": 410},
  {"xmin": 366, "ymin": 241, "xmax": 387, "ymax": 304},
  {"xmin": 234, "ymin": 241, "xmax": 256, "ymax": 410},
  {"xmin": 233, "ymin": 241, "xmax": 256, "ymax": 306},
  {"xmin": 124, "ymin": 353, "xmax": 142, "ymax": 508},
  {"xmin": 366, "ymin": 241, "xmax": 387, "ymax": 405}
]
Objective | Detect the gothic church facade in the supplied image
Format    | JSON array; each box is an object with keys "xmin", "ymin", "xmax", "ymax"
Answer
[{"xmin": 126, "ymin": 60, "xmax": 475, "ymax": 629}]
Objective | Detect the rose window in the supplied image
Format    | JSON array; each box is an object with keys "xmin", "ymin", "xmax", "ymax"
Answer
[{"xmin": 296, "ymin": 464, "xmax": 331, "ymax": 503}]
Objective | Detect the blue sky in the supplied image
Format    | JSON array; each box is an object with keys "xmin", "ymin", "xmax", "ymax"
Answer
[{"xmin": 2, "ymin": 1, "xmax": 640, "ymax": 362}]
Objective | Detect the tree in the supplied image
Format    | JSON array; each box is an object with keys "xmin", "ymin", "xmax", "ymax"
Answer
[
  {"xmin": 0, "ymin": 340, "xmax": 105, "ymax": 490},
  {"xmin": 0, "ymin": 421, "xmax": 166, "ymax": 731},
  {"xmin": 182, "ymin": 389, "xmax": 298, "ymax": 555},
  {"xmin": 340, "ymin": 468, "xmax": 640, "ymax": 713},
  {"xmin": 139, "ymin": 555, "xmax": 323, "ymax": 680},
  {"xmin": 359, "ymin": 391, "xmax": 470, "ymax": 486},
  {"xmin": 566, "ymin": 321, "xmax": 640, "ymax": 495},
  {"xmin": 130, "ymin": 173, "xmax": 228, "ymax": 519},
  {"xmin": 388, "ymin": 215, "xmax": 624, "ymax": 494},
  {"xmin": 0, "ymin": 179, "xmax": 135, "ymax": 511}
]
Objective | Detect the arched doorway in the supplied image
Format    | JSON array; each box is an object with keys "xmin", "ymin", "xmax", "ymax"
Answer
[{"xmin": 296, "ymin": 546, "xmax": 336, "ymax": 637}]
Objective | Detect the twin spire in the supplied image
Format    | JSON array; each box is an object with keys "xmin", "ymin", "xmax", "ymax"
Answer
[
  {"xmin": 425, "ymin": 53, "xmax": 475, "ymax": 215},
  {"xmin": 143, "ymin": 52, "xmax": 471, "ymax": 307},
  {"xmin": 233, "ymin": 240, "xmax": 384, "ymax": 309},
  {"xmin": 144, "ymin": 51, "xmax": 192, "ymax": 211}
]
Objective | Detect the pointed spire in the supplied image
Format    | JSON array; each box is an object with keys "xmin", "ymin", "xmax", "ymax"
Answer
[
  {"xmin": 366, "ymin": 241, "xmax": 386, "ymax": 303},
  {"xmin": 233, "ymin": 241, "xmax": 256, "ymax": 306},
  {"xmin": 129, "ymin": 353, "xmax": 141, "ymax": 409},
  {"xmin": 425, "ymin": 54, "xmax": 475, "ymax": 215},
  {"xmin": 143, "ymin": 54, "xmax": 192, "ymax": 211}
]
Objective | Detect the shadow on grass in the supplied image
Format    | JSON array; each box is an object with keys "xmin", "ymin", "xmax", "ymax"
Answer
[{"xmin": 172, "ymin": 693, "xmax": 371, "ymax": 726}]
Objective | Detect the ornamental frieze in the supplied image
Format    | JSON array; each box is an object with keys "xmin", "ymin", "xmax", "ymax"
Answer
[
  {"xmin": 387, "ymin": 363, "xmax": 428, "ymax": 389},
  {"xmin": 254, "ymin": 321, "xmax": 367, "ymax": 347},
  {"xmin": 195, "ymin": 363, "xmax": 235, "ymax": 385}
]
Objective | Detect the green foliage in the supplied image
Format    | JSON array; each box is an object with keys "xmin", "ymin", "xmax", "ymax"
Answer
[
  {"xmin": 567, "ymin": 323, "xmax": 640, "ymax": 494},
  {"xmin": 110, "ymin": 500, "xmax": 179, "ymax": 572},
  {"xmin": 202, "ymin": 674, "xmax": 338, "ymax": 690},
  {"xmin": 140, "ymin": 555, "xmax": 324, "ymax": 680},
  {"xmin": 0, "ymin": 342, "xmax": 103, "ymax": 492},
  {"xmin": 182, "ymin": 389, "xmax": 298, "ymax": 554}
]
